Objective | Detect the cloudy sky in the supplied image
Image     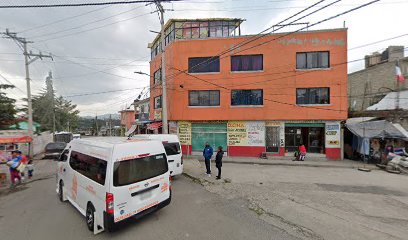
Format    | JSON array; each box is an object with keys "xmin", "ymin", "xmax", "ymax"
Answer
[{"xmin": 0, "ymin": 0, "xmax": 407, "ymax": 116}]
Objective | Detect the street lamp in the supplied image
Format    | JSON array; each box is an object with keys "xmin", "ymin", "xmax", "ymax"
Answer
[{"xmin": 134, "ymin": 71, "xmax": 151, "ymax": 77}]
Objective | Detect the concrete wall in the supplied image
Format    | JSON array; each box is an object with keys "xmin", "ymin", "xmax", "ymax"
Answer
[
  {"xmin": 32, "ymin": 131, "xmax": 53, "ymax": 156},
  {"xmin": 348, "ymin": 57, "xmax": 408, "ymax": 112}
]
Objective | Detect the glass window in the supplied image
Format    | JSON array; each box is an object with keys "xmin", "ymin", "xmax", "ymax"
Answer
[
  {"xmin": 153, "ymin": 68, "xmax": 161, "ymax": 84},
  {"xmin": 163, "ymin": 142, "xmax": 181, "ymax": 156},
  {"xmin": 296, "ymin": 51, "xmax": 329, "ymax": 69},
  {"xmin": 188, "ymin": 57, "xmax": 220, "ymax": 73},
  {"xmin": 231, "ymin": 90, "xmax": 263, "ymax": 106},
  {"xmin": 296, "ymin": 88, "xmax": 330, "ymax": 105},
  {"xmin": 231, "ymin": 55, "xmax": 263, "ymax": 71},
  {"xmin": 154, "ymin": 95, "xmax": 162, "ymax": 109},
  {"xmin": 69, "ymin": 151, "xmax": 107, "ymax": 185},
  {"xmin": 113, "ymin": 153, "xmax": 168, "ymax": 186},
  {"xmin": 189, "ymin": 90, "xmax": 220, "ymax": 106}
]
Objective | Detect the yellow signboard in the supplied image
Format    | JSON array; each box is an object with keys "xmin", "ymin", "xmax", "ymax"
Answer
[
  {"xmin": 178, "ymin": 121, "xmax": 191, "ymax": 145},
  {"xmin": 228, "ymin": 121, "xmax": 247, "ymax": 146}
]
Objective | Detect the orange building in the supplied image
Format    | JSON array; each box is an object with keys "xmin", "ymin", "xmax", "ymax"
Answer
[
  {"xmin": 149, "ymin": 18, "xmax": 347, "ymax": 159},
  {"xmin": 119, "ymin": 109, "xmax": 135, "ymax": 133}
]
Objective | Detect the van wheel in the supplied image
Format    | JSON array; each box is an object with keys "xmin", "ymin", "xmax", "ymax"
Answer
[
  {"xmin": 86, "ymin": 204, "xmax": 95, "ymax": 232},
  {"xmin": 58, "ymin": 181, "xmax": 64, "ymax": 202}
]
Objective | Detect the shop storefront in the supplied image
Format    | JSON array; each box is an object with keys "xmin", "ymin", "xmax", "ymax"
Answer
[
  {"xmin": 284, "ymin": 123, "xmax": 326, "ymax": 154},
  {"xmin": 174, "ymin": 120, "xmax": 342, "ymax": 160}
]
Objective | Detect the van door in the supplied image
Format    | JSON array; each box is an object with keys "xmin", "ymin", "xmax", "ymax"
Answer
[
  {"xmin": 111, "ymin": 153, "xmax": 170, "ymax": 223},
  {"xmin": 162, "ymin": 142, "xmax": 182, "ymax": 176}
]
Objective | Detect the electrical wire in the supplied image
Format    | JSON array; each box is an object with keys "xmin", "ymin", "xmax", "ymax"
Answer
[
  {"xmin": 30, "ymin": 5, "xmax": 145, "ymax": 39},
  {"xmin": 0, "ymin": 1, "xmax": 181, "ymax": 9},
  {"xmin": 19, "ymin": 6, "xmax": 110, "ymax": 34}
]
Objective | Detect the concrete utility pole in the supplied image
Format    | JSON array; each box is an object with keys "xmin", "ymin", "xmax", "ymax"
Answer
[
  {"xmin": 154, "ymin": 0, "xmax": 168, "ymax": 134},
  {"xmin": 2, "ymin": 29, "xmax": 53, "ymax": 157}
]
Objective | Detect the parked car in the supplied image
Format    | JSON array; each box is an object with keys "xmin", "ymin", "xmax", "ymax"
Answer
[{"xmin": 44, "ymin": 142, "xmax": 67, "ymax": 159}]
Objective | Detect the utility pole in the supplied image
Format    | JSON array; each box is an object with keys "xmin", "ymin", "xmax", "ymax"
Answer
[
  {"xmin": 109, "ymin": 114, "xmax": 112, "ymax": 136},
  {"xmin": 2, "ymin": 29, "xmax": 53, "ymax": 157},
  {"xmin": 95, "ymin": 114, "xmax": 99, "ymax": 136},
  {"xmin": 154, "ymin": 0, "xmax": 168, "ymax": 134}
]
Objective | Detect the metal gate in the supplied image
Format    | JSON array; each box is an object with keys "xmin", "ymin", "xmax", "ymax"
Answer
[
  {"xmin": 191, "ymin": 123, "xmax": 227, "ymax": 152},
  {"xmin": 265, "ymin": 126, "xmax": 279, "ymax": 153}
]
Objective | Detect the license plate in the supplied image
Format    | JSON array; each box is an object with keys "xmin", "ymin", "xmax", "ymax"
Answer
[{"xmin": 140, "ymin": 191, "xmax": 152, "ymax": 200}]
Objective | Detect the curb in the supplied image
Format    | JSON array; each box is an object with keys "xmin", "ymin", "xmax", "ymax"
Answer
[{"xmin": 196, "ymin": 159, "xmax": 377, "ymax": 170}]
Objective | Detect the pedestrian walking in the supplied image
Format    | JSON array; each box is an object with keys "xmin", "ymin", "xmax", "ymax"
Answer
[
  {"xmin": 215, "ymin": 146, "xmax": 224, "ymax": 180},
  {"xmin": 6, "ymin": 150, "xmax": 22, "ymax": 188},
  {"xmin": 203, "ymin": 142, "xmax": 213, "ymax": 176},
  {"xmin": 26, "ymin": 159, "xmax": 34, "ymax": 179}
]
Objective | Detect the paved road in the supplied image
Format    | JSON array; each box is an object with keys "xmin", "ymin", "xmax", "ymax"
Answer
[{"xmin": 0, "ymin": 174, "xmax": 297, "ymax": 240}]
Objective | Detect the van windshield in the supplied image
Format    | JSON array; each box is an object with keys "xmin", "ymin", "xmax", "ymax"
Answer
[
  {"xmin": 163, "ymin": 142, "xmax": 181, "ymax": 156},
  {"xmin": 113, "ymin": 153, "xmax": 168, "ymax": 187}
]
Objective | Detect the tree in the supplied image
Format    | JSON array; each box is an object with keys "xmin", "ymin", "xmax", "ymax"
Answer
[
  {"xmin": 0, "ymin": 84, "xmax": 17, "ymax": 129},
  {"xmin": 26, "ymin": 90, "xmax": 79, "ymax": 132}
]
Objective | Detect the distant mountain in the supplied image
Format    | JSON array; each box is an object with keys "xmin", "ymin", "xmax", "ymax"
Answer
[{"xmin": 81, "ymin": 113, "xmax": 120, "ymax": 120}]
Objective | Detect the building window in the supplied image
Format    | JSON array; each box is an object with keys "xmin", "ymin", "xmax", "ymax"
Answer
[
  {"xmin": 296, "ymin": 88, "xmax": 330, "ymax": 105},
  {"xmin": 231, "ymin": 55, "xmax": 263, "ymax": 71},
  {"xmin": 231, "ymin": 90, "xmax": 263, "ymax": 106},
  {"xmin": 153, "ymin": 68, "xmax": 161, "ymax": 84},
  {"xmin": 189, "ymin": 90, "xmax": 220, "ymax": 106},
  {"xmin": 154, "ymin": 95, "xmax": 162, "ymax": 109},
  {"xmin": 188, "ymin": 57, "xmax": 220, "ymax": 73},
  {"xmin": 296, "ymin": 51, "xmax": 329, "ymax": 69}
]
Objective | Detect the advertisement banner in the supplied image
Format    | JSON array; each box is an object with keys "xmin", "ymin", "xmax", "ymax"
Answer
[
  {"xmin": 325, "ymin": 123, "xmax": 341, "ymax": 148},
  {"xmin": 227, "ymin": 121, "xmax": 247, "ymax": 146},
  {"xmin": 246, "ymin": 121, "xmax": 265, "ymax": 146},
  {"xmin": 178, "ymin": 121, "xmax": 191, "ymax": 145}
]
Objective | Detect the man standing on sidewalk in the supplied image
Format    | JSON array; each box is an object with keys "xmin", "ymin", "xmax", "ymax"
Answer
[{"xmin": 203, "ymin": 142, "xmax": 213, "ymax": 176}]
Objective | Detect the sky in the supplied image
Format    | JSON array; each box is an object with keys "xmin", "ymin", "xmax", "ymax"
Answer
[{"xmin": 0, "ymin": 0, "xmax": 407, "ymax": 116}]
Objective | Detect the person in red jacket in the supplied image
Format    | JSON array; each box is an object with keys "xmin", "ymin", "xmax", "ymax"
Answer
[{"xmin": 298, "ymin": 143, "xmax": 307, "ymax": 161}]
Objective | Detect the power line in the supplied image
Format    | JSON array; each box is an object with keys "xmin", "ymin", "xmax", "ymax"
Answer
[
  {"xmin": 35, "ymin": 12, "xmax": 152, "ymax": 42},
  {"xmin": 64, "ymin": 86, "xmax": 149, "ymax": 98},
  {"xmin": 166, "ymin": 0, "xmax": 380, "ymax": 82},
  {"xmin": 0, "ymin": 1, "xmax": 180, "ymax": 9},
  {"xmin": 165, "ymin": 0, "xmax": 334, "ymax": 80},
  {"xmin": 0, "ymin": 72, "xmax": 25, "ymax": 93},
  {"xmin": 19, "ymin": 6, "xmax": 110, "ymax": 33},
  {"xmin": 30, "ymin": 5, "xmax": 145, "ymax": 39}
]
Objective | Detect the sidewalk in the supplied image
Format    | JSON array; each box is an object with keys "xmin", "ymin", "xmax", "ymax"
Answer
[
  {"xmin": 0, "ymin": 156, "xmax": 56, "ymax": 194},
  {"xmin": 185, "ymin": 155, "xmax": 377, "ymax": 170}
]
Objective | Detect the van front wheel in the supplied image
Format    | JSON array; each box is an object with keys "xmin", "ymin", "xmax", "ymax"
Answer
[{"xmin": 86, "ymin": 204, "xmax": 95, "ymax": 232}]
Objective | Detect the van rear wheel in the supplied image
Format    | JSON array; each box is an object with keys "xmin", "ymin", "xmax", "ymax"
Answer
[{"xmin": 86, "ymin": 205, "xmax": 95, "ymax": 232}]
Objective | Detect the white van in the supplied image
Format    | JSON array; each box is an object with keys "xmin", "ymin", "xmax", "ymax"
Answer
[
  {"xmin": 131, "ymin": 134, "xmax": 183, "ymax": 176},
  {"xmin": 56, "ymin": 137, "xmax": 171, "ymax": 234}
]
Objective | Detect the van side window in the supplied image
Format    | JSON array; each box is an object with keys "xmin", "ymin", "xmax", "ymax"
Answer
[
  {"xmin": 163, "ymin": 142, "xmax": 181, "ymax": 156},
  {"xmin": 69, "ymin": 151, "xmax": 107, "ymax": 185}
]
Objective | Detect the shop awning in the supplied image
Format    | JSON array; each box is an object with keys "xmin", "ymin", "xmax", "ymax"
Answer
[
  {"xmin": 147, "ymin": 122, "xmax": 162, "ymax": 130},
  {"xmin": 125, "ymin": 125, "xmax": 137, "ymax": 136},
  {"xmin": 0, "ymin": 136, "xmax": 33, "ymax": 144},
  {"xmin": 346, "ymin": 120, "xmax": 407, "ymax": 139}
]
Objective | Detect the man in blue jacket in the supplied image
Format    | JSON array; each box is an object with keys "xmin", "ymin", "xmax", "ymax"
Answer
[{"xmin": 203, "ymin": 142, "xmax": 213, "ymax": 176}]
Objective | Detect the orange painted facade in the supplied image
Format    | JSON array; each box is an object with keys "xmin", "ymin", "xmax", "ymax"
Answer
[
  {"xmin": 149, "ymin": 24, "xmax": 347, "ymax": 159},
  {"xmin": 150, "ymin": 29, "xmax": 348, "ymax": 121},
  {"xmin": 119, "ymin": 110, "xmax": 135, "ymax": 131}
]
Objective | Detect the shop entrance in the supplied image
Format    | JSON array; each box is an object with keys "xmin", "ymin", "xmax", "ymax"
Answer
[
  {"xmin": 191, "ymin": 123, "xmax": 227, "ymax": 153},
  {"xmin": 265, "ymin": 126, "xmax": 280, "ymax": 153},
  {"xmin": 285, "ymin": 123, "xmax": 325, "ymax": 153}
]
